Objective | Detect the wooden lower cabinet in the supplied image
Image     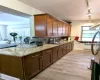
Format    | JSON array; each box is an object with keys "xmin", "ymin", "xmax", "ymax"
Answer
[
  {"xmin": 62, "ymin": 44, "xmax": 67, "ymax": 55},
  {"xmin": 67, "ymin": 43, "xmax": 70, "ymax": 52},
  {"xmin": 0, "ymin": 42, "xmax": 74, "ymax": 80},
  {"xmin": 42, "ymin": 49, "xmax": 52, "ymax": 69},
  {"xmin": 58, "ymin": 45, "xmax": 63, "ymax": 59},
  {"xmin": 0, "ymin": 55, "xmax": 24, "ymax": 79},
  {"xmin": 0, "ymin": 55, "xmax": 1, "ymax": 73},
  {"xmin": 23, "ymin": 52, "xmax": 42, "ymax": 80},
  {"xmin": 52, "ymin": 47, "xmax": 58, "ymax": 63}
]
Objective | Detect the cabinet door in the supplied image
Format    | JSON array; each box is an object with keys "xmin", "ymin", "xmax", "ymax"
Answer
[
  {"xmin": 47, "ymin": 15, "xmax": 53, "ymax": 36},
  {"xmin": 0, "ymin": 55, "xmax": 1, "ymax": 73},
  {"xmin": 58, "ymin": 46, "xmax": 63, "ymax": 59},
  {"xmin": 72, "ymin": 41, "xmax": 74, "ymax": 50},
  {"xmin": 58, "ymin": 22, "xmax": 63, "ymax": 36},
  {"xmin": 34, "ymin": 15, "xmax": 47, "ymax": 37},
  {"xmin": 65, "ymin": 24, "xmax": 69, "ymax": 36},
  {"xmin": 68, "ymin": 42, "xmax": 71, "ymax": 52},
  {"xmin": 42, "ymin": 49, "xmax": 52, "ymax": 69},
  {"xmin": 67, "ymin": 43, "xmax": 69, "ymax": 53},
  {"xmin": 62, "ymin": 23, "xmax": 66, "ymax": 36},
  {"xmin": 52, "ymin": 20, "xmax": 58, "ymax": 36},
  {"xmin": 52, "ymin": 47, "xmax": 58, "ymax": 63},
  {"xmin": 68, "ymin": 24, "xmax": 71, "ymax": 36},
  {"xmin": 23, "ymin": 52, "xmax": 41, "ymax": 80},
  {"xmin": 62, "ymin": 44, "xmax": 67, "ymax": 55},
  {"xmin": 47, "ymin": 22, "xmax": 53, "ymax": 36},
  {"xmin": 1, "ymin": 55, "xmax": 23, "ymax": 79}
]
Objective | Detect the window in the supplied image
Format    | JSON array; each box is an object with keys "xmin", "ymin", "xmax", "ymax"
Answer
[
  {"xmin": 12, "ymin": 27, "xmax": 30, "ymax": 37},
  {"xmin": 81, "ymin": 26, "xmax": 100, "ymax": 41}
]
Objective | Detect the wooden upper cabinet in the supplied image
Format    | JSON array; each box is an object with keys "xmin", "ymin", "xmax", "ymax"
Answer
[
  {"xmin": 34, "ymin": 14, "xmax": 47, "ymax": 37},
  {"xmin": 65, "ymin": 24, "xmax": 69, "ymax": 36},
  {"xmin": 52, "ymin": 19, "xmax": 58, "ymax": 36},
  {"xmin": 34, "ymin": 14, "xmax": 71, "ymax": 37},
  {"xmin": 58, "ymin": 22, "xmax": 63, "ymax": 36},
  {"xmin": 62, "ymin": 23, "xmax": 66, "ymax": 36},
  {"xmin": 65, "ymin": 23, "xmax": 71, "ymax": 36},
  {"xmin": 47, "ymin": 15, "xmax": 53, "ymax": 36},
  {"xmin": 68, "ymin": 24, "xmax": 71, "ymax": 36}
]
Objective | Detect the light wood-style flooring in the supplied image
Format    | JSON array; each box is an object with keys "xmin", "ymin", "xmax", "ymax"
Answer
[{"xmin": 32, "ymin": 50, "xmax": 93, "ymax": 80}]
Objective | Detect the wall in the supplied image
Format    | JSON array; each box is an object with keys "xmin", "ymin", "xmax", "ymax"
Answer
[
  {"xmin": 0, "ymin": 0, "xmax": 44, "ymax": 36},
  {"xmin": 0, "ymin": 0, "xmax": 44, "ymax": 16}
]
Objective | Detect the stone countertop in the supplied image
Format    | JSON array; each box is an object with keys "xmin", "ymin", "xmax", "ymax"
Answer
[{"xmin": 0, "ymin": 41, "xmax": 73, "ymax": 57}]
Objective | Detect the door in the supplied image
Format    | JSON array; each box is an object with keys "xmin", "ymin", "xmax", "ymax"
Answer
[
  {"xmin": 42, "ymin": 49, "xmax": 52, "ymax": 69},
  {"xmin": 23, "ymin": 52, "xmax": 41, "ymax": 80},
  {"xmin": 52, "ymin": 47, "xmax": 58, "ymax": 63}
]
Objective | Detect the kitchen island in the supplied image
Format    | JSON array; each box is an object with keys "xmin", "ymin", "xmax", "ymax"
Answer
[{"xmin": 0, "ymin": 41, "xmax": 74, "ymax": 80}]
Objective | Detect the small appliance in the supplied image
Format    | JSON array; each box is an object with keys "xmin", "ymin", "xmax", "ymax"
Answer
[{"xmin": 10, "ymin": 32, "xmax": 18, "ymax": 42}]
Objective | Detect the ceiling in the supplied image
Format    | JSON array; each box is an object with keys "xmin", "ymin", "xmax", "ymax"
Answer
[
  {"xmin": 19, "ymin": 0, "xmax": 100, "ymax": 21},
  {"xmin": 0, "ymin": 11, "xmax": 30, "ymax": 25}
]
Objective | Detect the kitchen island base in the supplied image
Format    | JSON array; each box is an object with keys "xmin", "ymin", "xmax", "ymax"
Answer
[{"xmin": 0, "ymin": 41, "xmax": 74, "ymax": 80}]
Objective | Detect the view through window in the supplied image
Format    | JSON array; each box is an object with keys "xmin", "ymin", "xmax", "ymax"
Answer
[{"xmin": 81, "ymin": 26, "xmax": 100, "ymax": 41}]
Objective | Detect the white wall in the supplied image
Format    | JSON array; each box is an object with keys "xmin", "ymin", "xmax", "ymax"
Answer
[
  {"xmin": 71, "ymin": 20, "xmax": 100, "ymax": 40},
  {"xmin": 0, "ymin": 0, "xmax": 44, "ymax": 36},
  {"xmin": 0, "ymin": 0, "xmax": 44, "ymax": 15}
]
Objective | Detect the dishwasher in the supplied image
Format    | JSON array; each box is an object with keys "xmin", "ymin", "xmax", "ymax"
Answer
[{"xmin": 91, "ymin": 28, "xmax": 100, "ymax": 80}]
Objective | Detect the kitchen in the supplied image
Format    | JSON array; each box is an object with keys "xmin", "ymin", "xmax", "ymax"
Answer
[{"xmin": 0, "ymin": 0, "xmax": 100, "ymax": 80}]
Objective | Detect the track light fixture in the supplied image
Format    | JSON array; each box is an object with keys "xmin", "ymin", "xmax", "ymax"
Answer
[{"xmin": 86, "ymin": 0, "xmax": 92, "ymax": 20}]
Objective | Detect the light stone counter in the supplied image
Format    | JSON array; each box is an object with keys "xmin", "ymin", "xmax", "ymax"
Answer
[{"xmin": 0, "ymin": 41, "xmax": 74, "ymax": 57}]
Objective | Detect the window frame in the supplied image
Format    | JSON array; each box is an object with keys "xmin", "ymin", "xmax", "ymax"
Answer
[{"xmin": 81, "ymin": 26, "xmax": 100, "ymax": 41}]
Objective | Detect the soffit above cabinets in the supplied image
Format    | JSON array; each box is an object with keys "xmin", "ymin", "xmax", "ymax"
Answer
[
  {"xmin": 19, "ymin": 0, "xmax": 100, "ymax": 21},
  {"xmin": 0, "ymin": 12, "xmax": 30, "ymax": 25}
]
